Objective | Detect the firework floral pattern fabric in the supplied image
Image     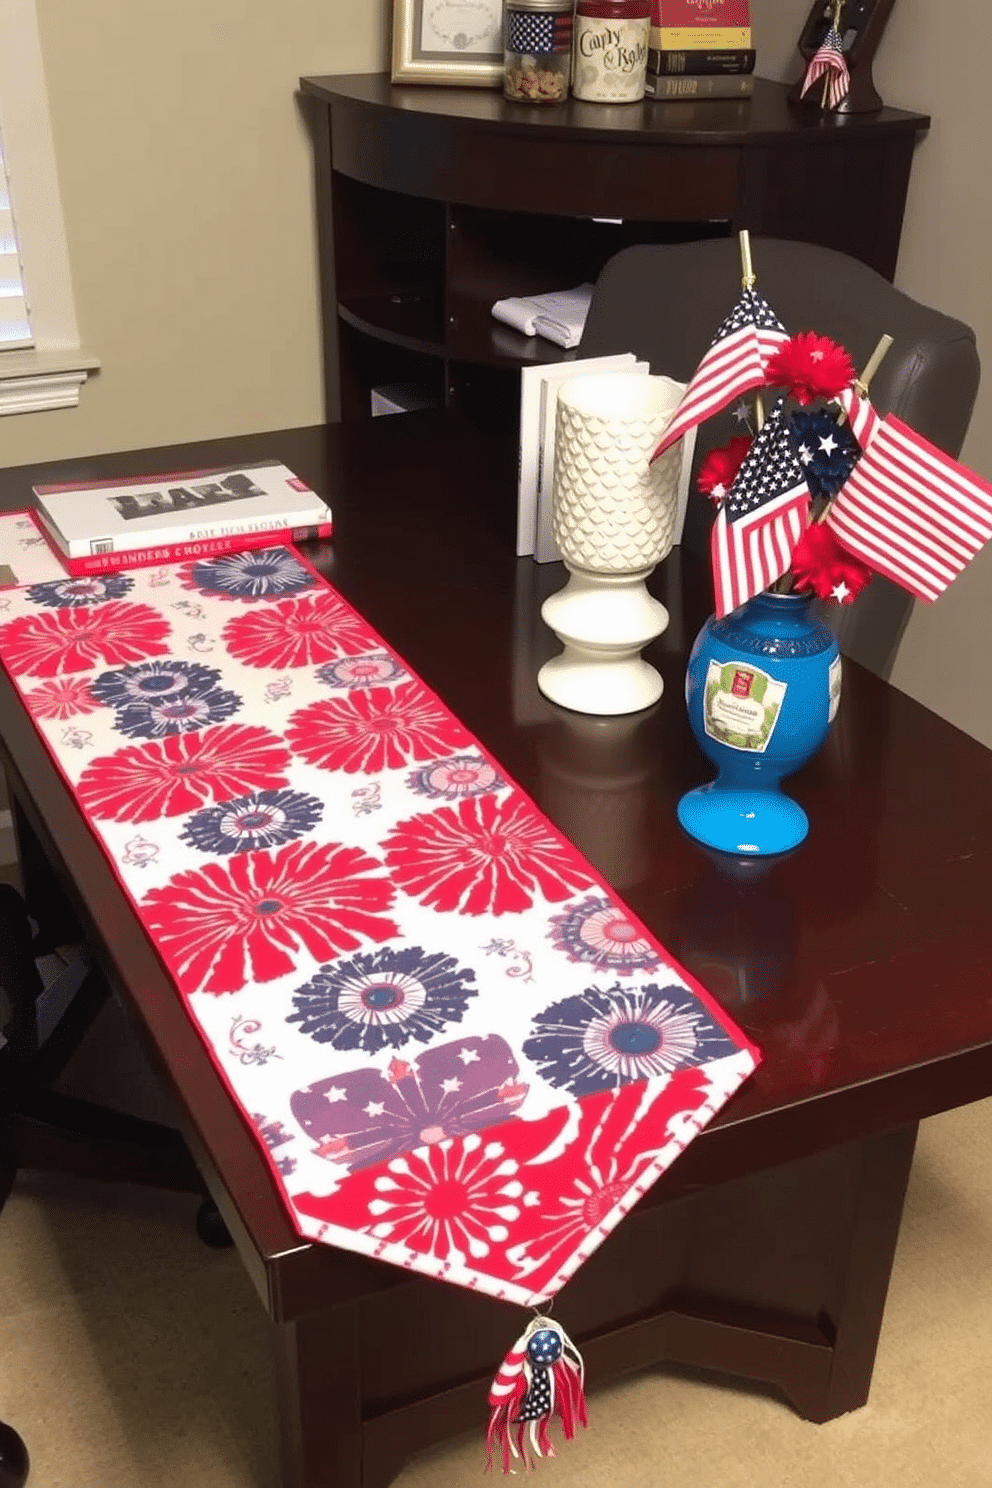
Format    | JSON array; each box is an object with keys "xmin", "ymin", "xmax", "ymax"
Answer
[{"xmin": 0, "ymin": 540, "xmax": 759, "ymax": 1305}]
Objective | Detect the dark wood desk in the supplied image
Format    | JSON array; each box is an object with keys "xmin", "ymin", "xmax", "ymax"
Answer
[
  {"xmin": 300, "ymin": 73, "xmax": 929, "ymax": 421},
  {"xmin": 2, "ymin": 413, "xmax": 991, "ymax": 1488}
]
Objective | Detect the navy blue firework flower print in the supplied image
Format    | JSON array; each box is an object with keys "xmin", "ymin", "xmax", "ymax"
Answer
[
  {"xmin": 523, "ymin": 982, "xmax": 742, "ymax": 1096},
  {"xmin": 91, "ymin": 659, "xmax": 242, "ymax": 738},
  {"xmin": 92, "ymin": 659, "xmax": 223, "ymax": 709},
  {"xmin": 315, "ymin": 651, "xmax": 406, "ymax": 689},
  {"xmin": 547, "ymin": 895, "xmax": 660, "ymax": 975},
  {"xmin": 181, "ymin": 788, "xmax": 324, "ymax": 855},
  {"xmin": 185, "ymin": 547, "xmax": 318, "ymax": 601},
  {"xmin": 26, "ymin": 573, "xmax": 135, "ymax": 608},
  {"xmin": 406, "ymin": 753, "xmax": 505, "ymax": 801},
  {"xmin": 287, "ymin": 945, "xmax": 478, "ymax": 1055}
]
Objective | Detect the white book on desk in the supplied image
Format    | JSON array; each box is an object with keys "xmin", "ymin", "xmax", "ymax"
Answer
[
  {"xmin": 516, "ymin": 353, "xmax": 644, "ymax": 558},
  {"xmin": 33, "ymin": 459, "xmax": 333, "ymax": 574},
  {"xmin": 523, "ymin": 363, "xmax": 696, "ymax": 565},
  {"xmin": 531, "ymin": 368, "xmax": 696, "ymax": 566}
]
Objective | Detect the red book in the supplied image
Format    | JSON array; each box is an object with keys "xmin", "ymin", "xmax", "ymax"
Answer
[
  {"xmin": 652, "ymin": 0, "xmax": 750, "ymax": 22},
  {"xmin": 33, "ymin": 511, "xmax": 333, "ymax": 576}
]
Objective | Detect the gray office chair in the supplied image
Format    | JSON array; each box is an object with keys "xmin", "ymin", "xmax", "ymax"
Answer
[{"xmin": 578, "ymin": 238, "xmax": 981, "ymax": 678}]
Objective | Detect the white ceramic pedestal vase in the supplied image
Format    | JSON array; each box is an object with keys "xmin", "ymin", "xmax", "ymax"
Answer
[{"xmin": 537, "ymin": 372, "xmax": 683, "ymax": 715}]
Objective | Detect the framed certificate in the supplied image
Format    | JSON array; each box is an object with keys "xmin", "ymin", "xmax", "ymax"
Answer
[{"xmin": 392, "ymin": 0, "xmax": 504, "ymax": 87}]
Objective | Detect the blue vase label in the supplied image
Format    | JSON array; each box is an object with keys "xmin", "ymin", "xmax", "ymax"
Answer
[{"xmin": 702, "ymin": 661, "xmax": 787, "ymax": 753}]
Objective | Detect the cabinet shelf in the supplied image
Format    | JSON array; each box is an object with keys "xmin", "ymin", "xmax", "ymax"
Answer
[{"xmin": 302, "ymin": 72, "xmax": 929, "ymax": 425}]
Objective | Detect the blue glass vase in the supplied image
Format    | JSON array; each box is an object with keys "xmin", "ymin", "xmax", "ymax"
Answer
[{"xmin": 677, "ymin": 592, "xmax": 841, "ymax": 856}]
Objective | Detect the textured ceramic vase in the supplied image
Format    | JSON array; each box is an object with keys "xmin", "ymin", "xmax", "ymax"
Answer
[
  {"xmin": 677, "ymin": 592, "xmax": 842, "ymax": 856},
  {"xmin": 537, "ymin": 373, "xmax": 683, "ymax": 715}
]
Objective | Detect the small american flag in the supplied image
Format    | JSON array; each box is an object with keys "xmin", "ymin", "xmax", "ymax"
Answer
[
  {"xmin": 833, "ymin": 382, "xmax": 880, "ymax": 449},
  {"xmin": 711, "ymin": 399, "xmax": 810, "ymax": 618},
  {"xmin": 826, "ymin": 414, "xmax": 992, "ymax": 603},
  {"xmin": 800, "ymin": 24, "xmax": 850, "ymax": 110},
  {"xmin": 652, "ymin": 286, "xmax": 789, "ymax": 461}
]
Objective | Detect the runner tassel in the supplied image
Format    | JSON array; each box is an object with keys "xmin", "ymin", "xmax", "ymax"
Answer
[{"xmin": 485, "ymin": 1316, "xmax": 587, "ymax": 1473}]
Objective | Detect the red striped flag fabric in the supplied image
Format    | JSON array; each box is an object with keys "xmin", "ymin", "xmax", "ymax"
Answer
[
  {"xmin": 651, "ymin": 285, "xmax": 789, "ymax": 460},
  {"xmin": 710, "ymin": 399, "xmax": 811, "ymax": 618},
  {"xmin": 800, "ymin": 25, "xmax": 850, "ymax": 110},
  {"xmin": 833, "ymin": 382, "xmax": 880, "ymax": 449},
  {"xmin": 827, "ymin": 415, "xmax": 992, "ymax": 602}
]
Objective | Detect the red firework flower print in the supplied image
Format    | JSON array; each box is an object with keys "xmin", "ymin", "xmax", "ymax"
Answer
[
  {"xmin": 24, "ymin": 675, "xmax": 101, "ymax": 720},
  {"xmin": 223, "ymin": 592, "xmax": 372, "ymax": 669},
  {"xmin": 0, "ymin": 601, "xmax": 171, "ymax": 677},
  {"xmin": 504, "ymin": 1073, "xmax": 712, "ymax": 1291},
  {"xmin": 383, "ymin": 792, "xmax": 594, "ymax": 915},
  {"xmin": 77, "ymin": 724, "xmax": 291, "ymax": 823},
  {"xmin": 142, "ymin": 839, "xmax": 399, "ymax": 994},
  {"xmin": 285, "ymin": 681, "xmax": 472, "ymax": 775},
  {"xmin": 295, "ymin": 1104, "xmax": 573, "ymax": 1269}
]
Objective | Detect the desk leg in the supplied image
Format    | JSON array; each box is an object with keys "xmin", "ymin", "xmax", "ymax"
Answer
[
  {"xmin": 806, "ymin": 1120, "xmax": 918, "ymax": 1422},
  {"xmin": 273, "ymin": 1304, "xmax": 362, "ymax": 1488}
]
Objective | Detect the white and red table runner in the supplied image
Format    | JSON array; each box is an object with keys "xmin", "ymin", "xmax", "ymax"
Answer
[{"xmin": 0, "ymin": 533, "xmax": 759, "ymax": 1305}]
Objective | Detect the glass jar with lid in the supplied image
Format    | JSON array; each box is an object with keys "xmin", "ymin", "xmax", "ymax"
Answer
[{"xmin": 503, "ymin": 0, "xmax": 574, "ymax": 105}]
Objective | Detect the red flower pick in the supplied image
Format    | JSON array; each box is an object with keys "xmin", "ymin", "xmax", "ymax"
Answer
[
  {"xmin": 696, "ymin": 435, "xmax": 753, "ymax": 506},
  {"xmin": 765, "ymin": 332, "xmax": 855, "ymax": 406},
  {"xmin": 791, "ymin": 522, "xmax": 874, "ymax": 604}
]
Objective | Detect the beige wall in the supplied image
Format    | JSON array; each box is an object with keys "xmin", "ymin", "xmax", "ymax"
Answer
[
  {"xmin": 4, "ymin": 0, "xmax": 992, "ymax": 744},
  {"xmin": 754, "ymin": 0, "xmax": 992, "ymax": 745},
  {"xmin": 1, "ymin": 0, "xmax": 390, "ymax": 467}
]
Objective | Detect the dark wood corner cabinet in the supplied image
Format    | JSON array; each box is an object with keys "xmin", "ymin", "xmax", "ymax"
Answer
[{"xmin": 299, "ymin": 72, "xmax": 929, "ymax": 427}]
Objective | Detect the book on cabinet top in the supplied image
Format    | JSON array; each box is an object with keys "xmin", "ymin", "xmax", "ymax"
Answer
[
  {"xmin": 645, "ymin": 71, "xmax": 756, "ymax": 98},
  {"xmin": 651, "ymin": 0, "xmax": 750, "ymax": 49},
  {"xmin": 648, "ymin": 46, "xmax": 755, "ymax": 74},
  {"xmin": 33, "ymin": 460, "xmax": 333, "ymax": 563},
  {"xmin": 650, "ymin": 25, "xmax": 751, "ymax": 48},
  {"xmin": 651, "ymin": 0, "xmax": 750, "ymax": 23}
]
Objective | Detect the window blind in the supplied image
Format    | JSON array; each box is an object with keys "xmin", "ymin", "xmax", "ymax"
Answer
[{"xmin": 0, "ymin": 122, "xmax": 33, "ymax": 350}]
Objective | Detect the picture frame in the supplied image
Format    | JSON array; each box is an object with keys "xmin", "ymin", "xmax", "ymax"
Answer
[
  {"xmin": 392, "ymin": 0, "xmax": 504, "ymax": 88},
  {"xmin": 789, "ymin": 0, "xmax": 899, "ymax": 113}
]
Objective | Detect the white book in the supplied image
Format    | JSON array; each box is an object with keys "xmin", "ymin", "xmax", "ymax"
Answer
[
  {"xmin": 516, "ymin": 353, "xmax": 643, "ymax": 558},
  {"xmin": 34, "ymin": 459, "xmax": 332, "ymax": 563}
]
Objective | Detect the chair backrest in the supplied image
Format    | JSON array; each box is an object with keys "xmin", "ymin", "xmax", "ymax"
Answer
[{"xmin": 578, "ymin": 237, "xmax": 981, "ymax": 677}]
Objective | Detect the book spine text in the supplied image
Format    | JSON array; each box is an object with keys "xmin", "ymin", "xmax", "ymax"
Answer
[{"xmin": 42, "ymin": 521, "xmax": 333, "ymax": 576}]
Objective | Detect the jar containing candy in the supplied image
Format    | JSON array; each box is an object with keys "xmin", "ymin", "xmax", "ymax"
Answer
[
  {"xmin": 503, "ymin": 0, "xmax": 574, "ymax": 105},
  {"xmin": 573, "ymin": 0, "xmax": 650, "ymax": 103}
]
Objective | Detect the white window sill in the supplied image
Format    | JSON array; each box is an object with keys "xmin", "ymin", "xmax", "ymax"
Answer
[{"xmin": 0, "ymin": 347, "xmax": 100, "ymax": 415}]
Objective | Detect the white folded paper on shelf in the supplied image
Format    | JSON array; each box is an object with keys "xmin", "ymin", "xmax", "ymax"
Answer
[{"xmin": 492, "ymin": 283, "xmax": 595, "ymax": 350}]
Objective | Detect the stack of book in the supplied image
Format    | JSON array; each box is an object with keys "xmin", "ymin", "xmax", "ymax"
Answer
[
  {"xmin": 33, "ymin": 460, "xmax": 333, "ymax": 576},
  {"xmin": 645, "ymin": 0, "xmax": 755, "ymax": 101}
]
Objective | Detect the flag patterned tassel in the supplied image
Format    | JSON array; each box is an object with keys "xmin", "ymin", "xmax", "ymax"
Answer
[{"xmin": 485, "ymin": 1317, "xmax": 587, "ymax": 1473}]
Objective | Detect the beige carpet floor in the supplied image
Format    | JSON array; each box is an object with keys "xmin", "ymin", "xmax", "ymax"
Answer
[{"xmin": 2, "ymin": 1088, "xmax": 990, "ymax": 1488}]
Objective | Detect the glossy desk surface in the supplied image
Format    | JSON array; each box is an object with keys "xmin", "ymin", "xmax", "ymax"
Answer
[{"xmin": 2, "ymin": 412, "xmax": 990, "ymax": 1315}]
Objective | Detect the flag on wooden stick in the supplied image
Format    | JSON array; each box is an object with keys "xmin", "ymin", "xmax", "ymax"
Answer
[
  {"xmin": 800, "ymin": 21, "xmax": 850, "ymax": 110},
  {"xmin": 827, "ymin": 415, "xmax": 992, "ymax": 602},
  {"xmin": 711, "ymin": 399, "xmax": 811, "ymax": 618},
  {"xmin": 832, "ymin": 381, "xmax": 880, "ymax": 449},
  {"xmin": 651, "ymin": 285, "xmax": 789, "ymax": 461}
]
